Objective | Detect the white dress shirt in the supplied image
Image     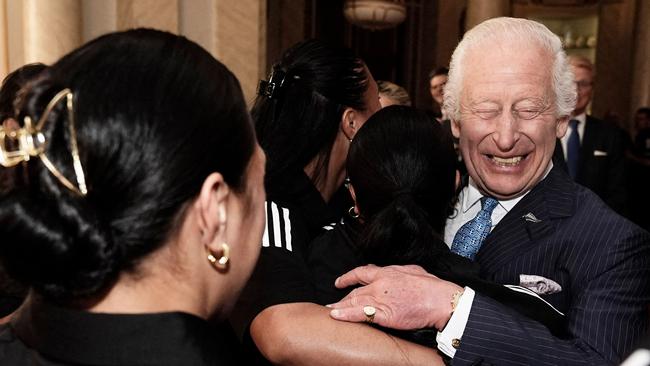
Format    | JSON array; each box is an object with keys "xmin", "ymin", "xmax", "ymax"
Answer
[
  {"xmin": 437, "ymin": 164, "xmax": 553, "ymax": 357},
  {"xmin": 443, "ymin": 180, "xmax": 523, "ymax": 248}
]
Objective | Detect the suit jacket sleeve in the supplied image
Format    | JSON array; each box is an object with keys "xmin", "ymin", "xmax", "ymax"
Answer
[{"xmin": 452, "ymin": 227, "xmax": 650, "ymax": 366}]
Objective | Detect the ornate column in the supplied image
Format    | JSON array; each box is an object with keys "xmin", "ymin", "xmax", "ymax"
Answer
[
  {"xmin": 215, "ymin": 0, "xmax": 267, "ymax": 104},
  {"xmin": 116, "ymin": 0, "xmax": 178, "ymax": 33},
  {"xmin": 179, "ymin": 0, "xmax": 217, "ymax": 56},
  {"xmin": 180, "ymin": 0, "xmax": 267, "ymax": 104},
  {"xmin": 0, "ymin": 0, "xmax": 8, "ymax": 76},
  {"xmin": 23, "ymin": 0, "xmax": 81, "ymax": 65},
  {"xmin": 2, "ymin": 0, "xmax": 82, "ymax": 70},
  {"xmin": 82, "ymin": 0, "xmax": 117, "ymax": 42}
]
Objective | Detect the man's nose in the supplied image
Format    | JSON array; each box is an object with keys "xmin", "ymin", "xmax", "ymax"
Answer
[{"xmin": 492, "ymin": 112, "xmax": 520, "ymax": 151}]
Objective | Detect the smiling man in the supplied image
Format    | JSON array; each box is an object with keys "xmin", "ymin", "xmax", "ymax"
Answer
[{"xmin": 329, "ymin": 17, "xmax": 650, "ymax": 365}]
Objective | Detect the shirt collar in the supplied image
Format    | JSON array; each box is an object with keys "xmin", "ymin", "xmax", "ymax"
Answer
[
  {"xmin": 461, "ymin": 162, "xmax": 554, "ymax": 214},
  {"xmin": 572, "ymin": 112, "xmax": 587, "ymax": 124}
]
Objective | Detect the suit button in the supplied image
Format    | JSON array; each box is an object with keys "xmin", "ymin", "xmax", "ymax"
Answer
[{"xmin": 452, "ymin": 338, "xmax": 461, "ymax": 349}]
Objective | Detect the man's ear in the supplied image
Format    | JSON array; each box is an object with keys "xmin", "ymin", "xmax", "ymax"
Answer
[
  {"xmin": 556, "ymin": 116, "xmax": 569, "ymax": 138},
  {"xmin": 341, "ymin": 107, "xmax": 358, "ymax": 141},
  {"xmin": 196, "ymin": 172, "xmax": 230, "ymax": 246},
  {"xmin": 450, "ymin": 119, "xmax": 461, "ymax": 139}
]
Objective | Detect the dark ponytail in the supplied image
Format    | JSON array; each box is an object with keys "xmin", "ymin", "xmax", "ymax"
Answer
[
  {"xmin": 347, "ymin": 106, "xmax": 457, "ymax": 269},
  {"xmin": 0, "ymin": 29, "xmax": 255, "ymax": 301},
  {"xmin": 252, "ymin": 39, "xmax": 369, "ymax": 196},
  {"xmin": 361, "ymin": 194, "xmax": 443, "ymax": 269}
]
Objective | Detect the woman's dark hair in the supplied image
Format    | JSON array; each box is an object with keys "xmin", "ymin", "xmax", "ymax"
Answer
[
  {"xmin": 0, "ymin": 63, "xmax": 47, "ymax": 121},
  {"xmin": 0, "ymin": 63, "xmax": 47, "ymax": 312},
  {"xmin": 0, "ymin": 29, "xmax": 255, "ymax": 301},
  {"xmin": 347, "ymin": 105, "xmax": 456, "ymax": 268},
  {"xmin": 252, "ymin": 39, "xmax": 369, "ymax": 195},
  {"xmin": 427, "ymin": 66, "xmax": 448, "ymax": 81}
]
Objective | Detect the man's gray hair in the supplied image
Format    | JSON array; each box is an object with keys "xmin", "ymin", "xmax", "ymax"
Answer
[{"xmin": 443, "ymin": 17, "xmax": 577, "ymax": 120}]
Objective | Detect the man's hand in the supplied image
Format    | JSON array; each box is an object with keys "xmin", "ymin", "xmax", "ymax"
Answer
[{"xmin": 328, "ymin": 264, "xmax": 463, "ymax": 331}]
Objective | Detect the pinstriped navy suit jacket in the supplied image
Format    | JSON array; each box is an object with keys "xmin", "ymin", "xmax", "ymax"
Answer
[{"xmin": 453, "ymin": 167, "xmax": 650, "ymax": 365}]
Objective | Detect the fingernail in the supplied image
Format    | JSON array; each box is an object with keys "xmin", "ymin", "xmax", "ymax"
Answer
[
  {"xmin": 325, "ymin": 304, "xmax": 332, "ymax": 308},
  {"xmin": 330, "ymin": 309, "xmax": 340, "ymax": 317},
  {"xmin": 335, "ymin": 277, "xmax": 340, "ymax": 286}
]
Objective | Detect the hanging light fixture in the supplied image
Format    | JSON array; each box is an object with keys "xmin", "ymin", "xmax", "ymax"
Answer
[{"xmin": 343, "ymin": 0, "xmax": 407, "ymax": 31}]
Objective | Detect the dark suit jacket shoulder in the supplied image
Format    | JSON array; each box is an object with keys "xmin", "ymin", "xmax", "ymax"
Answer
[
  {"xmin": 453, "ymin": 167, "xmax": 650, "ymax": 365},
  {"xmin": 553, "ymin": 115, "xmax": 627, "ymax": 214}
]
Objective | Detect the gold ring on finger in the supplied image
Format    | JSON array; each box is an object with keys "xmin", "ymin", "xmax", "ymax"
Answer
[{"xmin": 363, "ymin": 305, "xmax": 376, "ymax": 324}]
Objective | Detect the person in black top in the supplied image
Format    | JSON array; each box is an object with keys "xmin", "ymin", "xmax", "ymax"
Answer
[
  {"xmin": 308, "ymin": 105, "xmax": 459, "ymax": 306},
  {"xmin": 0, "ymin": 29, "xmax": 266, "ymax": 365},
  {"xmin": 309, "ymin": 106, "xmax": 566, "ymax": 344},
  {"xmin": 231, "ymin": 40, "xmax": 447, "ymax": 365},
  {"xmin": 244, "ymin": 108, "xmax": 566, "ymax": 365}
]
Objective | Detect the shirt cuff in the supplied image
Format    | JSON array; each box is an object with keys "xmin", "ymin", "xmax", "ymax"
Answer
[{"xmin": 436, "ymin": 286, "xmax": 475, "ymax": 358}]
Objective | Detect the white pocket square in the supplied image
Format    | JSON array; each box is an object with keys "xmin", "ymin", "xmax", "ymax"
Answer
[
  {"xmin": 519, "ymin": 274, "xmax": 562, "ymax": 295},
  {"xmin": 593, "ymin": 150, "xmax": 608, "ymax": 156}
]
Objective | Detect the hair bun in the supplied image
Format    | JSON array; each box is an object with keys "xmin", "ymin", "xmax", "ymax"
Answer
[
  {"xmin": 391, "ymin": 189, "xmax": 412, "ymax": 201},
  {"xmin": 0, "ymin": 188, "xmax": 119, "ymax": 300}
]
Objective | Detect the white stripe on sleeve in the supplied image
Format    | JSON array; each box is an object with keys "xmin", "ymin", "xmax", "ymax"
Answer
[
  {"xmin": 282, "ymin": 207, "xmax": 292, "ymax": 252},
  {"xmin": 262, "ymin": 201, "xmax": 270, "ymax": 247},
  {"xmin": 271, "ymin": 202, "xmax": 282, "ymax": 248}
]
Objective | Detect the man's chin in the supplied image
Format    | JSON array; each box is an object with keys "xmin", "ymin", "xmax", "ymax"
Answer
[{"xmin": 476, "ymin": 179, "xmax": 530, "ymax": 200}]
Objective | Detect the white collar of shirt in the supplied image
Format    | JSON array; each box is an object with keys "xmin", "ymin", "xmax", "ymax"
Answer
[
  {"xmin": 444, "ymin": 162, "xmax": 554, "ymax": 247},
  {"xmin": 560, "ymin": 113, "xmax": 587, "ymax": 158},
  {"xmin": 461, "ymin": 178, "xmax": 522, "ymax": 214}
]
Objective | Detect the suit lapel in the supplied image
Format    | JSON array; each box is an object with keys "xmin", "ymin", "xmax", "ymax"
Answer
[{"xmin": 476, "ymin": 167, "xmax": 576, "ymax": 277}]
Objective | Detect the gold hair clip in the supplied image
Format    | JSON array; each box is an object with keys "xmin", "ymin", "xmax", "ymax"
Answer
[{"xmin": 0, "ymin": 88, "xmax": 87, "ymax": 196}]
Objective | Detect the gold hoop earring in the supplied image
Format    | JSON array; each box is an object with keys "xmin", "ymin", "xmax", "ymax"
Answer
[
  {"xmin": 348, "ymin": 206, "xmax": 360, "ymax": 219},
  {"xmin": 206, "ymin": 243, "xmax": 230, "ymax": 272}
]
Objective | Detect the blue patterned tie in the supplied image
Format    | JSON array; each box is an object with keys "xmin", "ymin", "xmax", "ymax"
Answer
[
  {"xmin": 451, "ymin": 197, "xmax": 499, "ymax": 260},
  {"xmin": 567, "ymin": 119, "xmax": 580, "ymax": 179}
]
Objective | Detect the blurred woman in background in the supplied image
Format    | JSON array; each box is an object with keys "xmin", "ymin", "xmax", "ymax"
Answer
[{"xmin": 377, "ymin": 80, "xmax": 411, "ymax": 107}]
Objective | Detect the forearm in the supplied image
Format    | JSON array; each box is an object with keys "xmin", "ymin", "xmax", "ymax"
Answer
[{"xmin": 251, "ymin": 302, "xmax": 444, "ymax": 366}]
